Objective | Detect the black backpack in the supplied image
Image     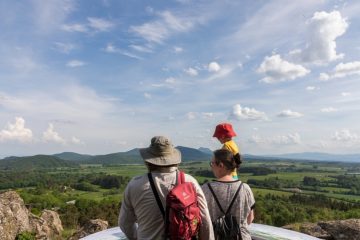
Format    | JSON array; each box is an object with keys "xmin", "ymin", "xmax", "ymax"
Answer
[{"xmin": 207, "ymin": 182, "xmax": 243, "ymax": 240}]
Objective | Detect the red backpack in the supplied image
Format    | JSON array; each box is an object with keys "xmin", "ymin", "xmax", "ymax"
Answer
[{"xmin": 148, "ymin": 171, "xmax": 202, "ymax": 240}]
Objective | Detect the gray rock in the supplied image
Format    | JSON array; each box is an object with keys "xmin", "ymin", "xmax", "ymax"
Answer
[
  {"xmin": 319, "ymin": 219, "xmax": 360, "ymax": 240},
  {"xmin": 68, "ymin": 219, "xmax": 109, "ymax": 240},
  {"xmin": 284, "ymin": 219, "xmax": 360, "ymax": 240},
  {"xmin": 0, "ymin": 191, "xmax": 32, "ymax": 240},
  {"xmin": 0, "ymin": 191, "xmax": 63, "ymax": 240}
]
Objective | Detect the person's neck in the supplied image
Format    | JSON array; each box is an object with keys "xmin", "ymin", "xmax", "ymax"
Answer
[{"xmin": 217, "ymin": 175, "xmax": 234, "ymax": 182}]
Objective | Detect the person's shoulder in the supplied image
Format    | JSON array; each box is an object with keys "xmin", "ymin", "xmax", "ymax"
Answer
[
  {"xmin": 240, "ymin": 182, "xmax": 253, "ymax": 192},
  {"xmin": 128, "ymin": 174, "xmax": 147, "ymax": 186},
  {"xmin": 183, "ymin": 172, "xmax": 199, "ymax": 183}
]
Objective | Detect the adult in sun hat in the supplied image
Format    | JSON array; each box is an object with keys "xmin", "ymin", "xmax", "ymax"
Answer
[
  {"xmin": 213, "ymin": 123, "xmax": 242, "ymax": 180},
  {"xmin": 119, "ymin": 136, "xmax": 214, "ymax": 240}
]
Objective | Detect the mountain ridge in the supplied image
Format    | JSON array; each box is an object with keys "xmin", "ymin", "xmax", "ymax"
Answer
[
  {"xmin": 265, "ymin": 152, "xmax": 360, "ymax": 162},
  {"xmin": 1, "ymin": 149, "xmax": 360, "ymax": 170}
]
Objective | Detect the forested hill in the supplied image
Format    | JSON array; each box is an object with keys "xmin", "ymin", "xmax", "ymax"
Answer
[
  {"xmin": 53, "ymin": 152, "xmax": 92, "ymax": 161},
  {"xmin": 52, "ymin": 146, "xmax": 212, "ymax": 165},
  {"xmin": 0, "ymin": 147, "xmax": 211, "ymax": 170},
  {"xmin": 0, "ymin": 155, "xmax": 78, "ymax": 171}
]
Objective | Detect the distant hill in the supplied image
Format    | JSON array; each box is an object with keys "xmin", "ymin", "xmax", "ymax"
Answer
[
  {"xmin": 4, "ymin": 149, "xmax": 360, "ymax": 170},
  {"xmin": 0, "ymin": 155, "xmax": 78, "ymax": 171},
  {"xmin": 79, "ymin": 146, "xmax": 211, "ymax": 165},
  {"xmin": 266, "ymin": 152, "xmax": 360, "ymax": 162},
  {"xmin": 85, "ymin": 152, "xmax": 143, "ymax": 165},
  {"xmin": 176, "ymin": 146, "xmax": 211, "ymax": 161},
  {"xmin": 53, "ymin": 152, "xmax": 92, "ymax": 161},
  {"xmin": 123, "ymin": 148, "xmax": 141, "ymax": 156},
  {"xmin": 198, "ymin": 147, "xmax": 213, "ymax": 155}
]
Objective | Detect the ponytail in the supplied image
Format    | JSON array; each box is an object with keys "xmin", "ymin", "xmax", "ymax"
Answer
[{"xmin": 233, "ymin": 153, "xmax": 242, "ymax": 169}]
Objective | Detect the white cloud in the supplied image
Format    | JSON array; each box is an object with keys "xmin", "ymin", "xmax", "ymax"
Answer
[
  {"xmin": 104, "ymin": 43, "xmax": 142, "ymax": 60},
  {"xmin": 53, "ymin": 42, "xmax": 76, "ymax": 53},
  {"xmin": 164, "ymin": 77, "xmax": 176, "ymax": 84},
  {"xmin": 144, "ymin": 92, "xmax": 152, "ymax": 99},
  {"xmin": 130, "ymin": 10, "xmax": 195, "ymax": 43},
  {"xmin": 208, "ymin": 61, "xmax": 221, "ymax": 72},
  {"xmin": 321, "ymin": 107, "xmax": 338, "ymax": 113},
  {"xmin": 332, "ymin": 129, "xmax": 359, "ymax": 142},
  {"xmin": 62, "ymin": 17, "xmax": 115, "ymax": 33},
  {"xmin": 32, "ymin": 0, "xmax": 75, "ymax": 32},
  {"xmin": 293, "ymin": 11, "xmax": 348, "ymax": 64},
  {"xmin": 71, "ymin": 136, "xmax": 84, "ymax": 145},
  {"xmin": 174, "ymin": 46, "xmax": 183, "ymax": 53},
  {"xmin": 151, "ymin": 77, "xmax": 176, "ymax": 88},
  {"xmin": 0, "ymin": 85, "xmax": 118, "ymax": 129},
  {"xmin": 341, "ymin": 92, "xmax": 351, "ymax": 97},
  {"xmin": 306, "ymin": 86, "xmax": 318, "ymax": 91},
  {"xmin": 249, "ymin": 133, "xmax": 301, "ymax": 145},
  {"xmin": 320, "ymin": 61, "xmax": 360, "ymax": 80},
  {"xmin": 202, "ymin": 112, "xmax": 214, "ymax": 119},
  {"xmin": 0, "ymin": 117, "xmax": 33, "ymax": 143},
  {"xmin": 61, "ymin": 23, "xmax": 88, "ymax": 32},
  {"xmin": 129, "ymin": 44, "xmax": 153, "ymax": 53},
  {"xmin": 206, "ymin": 65, "xmax": 234, "ymax": 82},
  {"xmin": 104, "ymin": 43, "xmax": 117, "ymax": 53},
  {"xmin": 229, "ymin": 104, "xmax": 268, "ymax": 121},
  {"xmin": 9, "ymin": 55, "xmax": 39, "ymax": 72},
  {"xmin": 161, "ymin": 11, "xmax": 193, "ymax": 32},
  {"xmin": 87, "ymin": 17, "xmax": 114, "ymax": 32},
  {"xmin": 66, "ymin": 60, "xmax": 85, "ymax": 67},
  {"xmin": 42, "ymin": 123, "xmax": 66, "ymax": 144},
  {"xmin": 257, "ymin": 54, "xmax": 310, "ymax": 83},
  {"xmin": 277, "ymin": 109, "xmax": 303, "ymax": 118},
  {"xmin": 186, "ymin": 112, "xmax": 196, "ymax": 120},
  {"xmin": 184, "ymin": 67, "xmax": 198, "ymax": 76},
  {"xmin": 319, "ymin": 73, "xmax": 330, "ymax": 81}
]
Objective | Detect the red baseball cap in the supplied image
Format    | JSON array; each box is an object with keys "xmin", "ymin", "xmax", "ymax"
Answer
[{"xmin": 213, "ymin": 123, "xmax": 237, "ymax": 138}]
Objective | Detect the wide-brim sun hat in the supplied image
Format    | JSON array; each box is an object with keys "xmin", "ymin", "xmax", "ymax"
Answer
[
  {"xmin": 213, "ymin": 123, "xmax": 237, "ymax": 138},
  {"xmin": 139, "ymin": 136, "xmax": 181, "ymax": 166}
]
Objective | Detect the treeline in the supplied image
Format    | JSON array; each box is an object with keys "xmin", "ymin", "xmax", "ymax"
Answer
[
  {"xmin": 60, "ymin": 198, "xmax": 120, "ymax": 228},
  {"xmin": 20, "ymin": 189, "xmax": 360, "ymax": 230},
  {"xmin": 193, "ymin": 167, "xmax": 276, "ymax": 177},
  {"xmin": 247, "ymin": 177, "xmax": 298, "ymax": 189},
  {"xmin": 301, "ymin": 175, "xmax": 360, "ymax": 195},
  {"xmin": 0, "ymin": 171, "xmax": 80, "ymax": 189},
  {"xmin": 254, "ymin": 193, "xmax": 360, "ymax": 226},
  {"xmin": 244, "ymin": 175, "xmax": 360, "ymax": 196},
  {"xmin": 0, "ymin": 171, "xmax": 130, "ymax": 192}
]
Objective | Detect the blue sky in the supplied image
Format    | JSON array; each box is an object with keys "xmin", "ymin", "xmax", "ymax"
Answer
[{"xmin": 1, "ymin": 0, "xmax": 360, "ymax": 157}]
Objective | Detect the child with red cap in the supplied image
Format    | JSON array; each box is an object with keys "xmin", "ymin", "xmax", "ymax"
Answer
[{"xmin": 213, "ymin": 123, "xmax": 242, "ymax": 180}]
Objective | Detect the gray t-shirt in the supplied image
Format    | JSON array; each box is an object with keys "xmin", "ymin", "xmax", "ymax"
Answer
[{"xmin": 201, "ymin": 180, "xmax": 255, "ymax": 240}]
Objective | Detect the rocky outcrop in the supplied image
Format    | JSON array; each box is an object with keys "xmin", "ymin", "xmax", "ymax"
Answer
[
  {"xmin": 68, "ymin": 219, "xmax": 108, "ymax": 240},
  {"xmin": 283, "ymin": 222, "xmax": 331, "ymax": 239},
  {"xmin": 0, "ymin": 191, "xmax": 32, "ymax": 240},
  {"xmin": 319, "ymin": 219, "xmax": 360, "ymax": 240},
  {"xmin": 30, "ymin": 210, "xmax": 64, "ymax": 240},
  {"xmin": 0, "ymin": 191, "xmax": 63, "ymax": 240},
  {"xmin": 284, "ymin": 219, "xmax": 360, "ymax": 240}
]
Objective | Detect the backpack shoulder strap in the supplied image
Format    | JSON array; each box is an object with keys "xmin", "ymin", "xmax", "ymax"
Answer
[
  {"xmin": 207, "ymin": 183, "xmax": 225, "ymax": 214},
  {"xmin": 147, "ymin": 173, "xmax": 165, "ymax": 219},
  {"xmin": 178, "ymin": 171, "xmax": 185, "ymax": 184},
  {"xmin": 225, "ymin": 182, "xmax": 244, "ymax": 215}
]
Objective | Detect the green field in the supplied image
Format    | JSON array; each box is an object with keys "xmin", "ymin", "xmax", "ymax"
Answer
[{"xmin": 2, "ymin": 158, "xmax": 360, "ymax": 238}]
